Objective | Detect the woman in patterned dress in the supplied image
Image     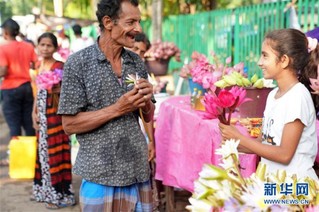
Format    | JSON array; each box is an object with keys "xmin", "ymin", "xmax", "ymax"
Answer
[{"xmin": 31, "ymin": 32, "xmax": 75, "ymax": 209}]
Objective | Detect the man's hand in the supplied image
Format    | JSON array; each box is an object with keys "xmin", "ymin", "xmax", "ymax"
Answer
[
  {"xmin": 116, "ymin": 78, "xmax": 154, "ymax": 115},
  {"xmin": 135, "ymin": 78, "xmax": 153, "ymax": 107}
]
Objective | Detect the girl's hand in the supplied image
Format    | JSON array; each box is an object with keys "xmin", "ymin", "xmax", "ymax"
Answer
[{"xmin": 218, "ymin": 123, "xmax": 242, "ymax": 140}]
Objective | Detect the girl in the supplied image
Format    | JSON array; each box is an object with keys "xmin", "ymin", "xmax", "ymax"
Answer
[
  {"xmin": 31, "ymin": 32, "xmax": 75, "ymax": 209},
  {"xmin": 219, "ymin": 29, "xmax": 319, "ymax": 179}
]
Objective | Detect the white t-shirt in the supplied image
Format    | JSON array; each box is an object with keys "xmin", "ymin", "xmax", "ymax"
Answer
[
  {"xmin": 70, "ymin": 37, "xmax": 94, "ymax": 54},
  {"xmin": 261, "ymin": 82, "xmax": 318, "ymax": 179}
]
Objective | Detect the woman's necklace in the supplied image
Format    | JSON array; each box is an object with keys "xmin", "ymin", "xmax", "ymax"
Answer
[{"xmin": 275, "ymin": 81, "xmax": 298, "ymax": 99}]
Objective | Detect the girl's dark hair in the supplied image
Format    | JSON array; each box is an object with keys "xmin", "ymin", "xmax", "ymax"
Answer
[
  {"xmin": 96, "ymin": 0, "xmax": 139, "ymax": 31},
  {"xmin": 37, "ymin": 32, "xmax": 58, "ymax": 49},
  {"xmin": 265, "ymin": 28, "xmax": 319, "ymax": 118}
]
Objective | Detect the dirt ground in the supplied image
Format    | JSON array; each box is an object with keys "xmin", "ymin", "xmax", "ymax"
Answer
[
  {"xmin": 0, "ymin": 106, "xmax": 81, "ymax": 212},
  {"xmin": 0, "ymin": 105, "xmax": 190, "ymax": 212}
]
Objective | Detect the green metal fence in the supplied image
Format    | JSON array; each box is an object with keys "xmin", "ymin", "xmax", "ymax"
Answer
[{"xmin": 142, "ymin": 0, "xmax": 318, "ymax": 77}]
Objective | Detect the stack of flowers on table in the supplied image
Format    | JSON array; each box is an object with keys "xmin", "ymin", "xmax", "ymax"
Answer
[
  {"xmin": 35, "ymin": 68, "xmax": 63, "ymax": 107},
  {"xmin": 180, "ymin": 51, "xmax": 249, "ymax": 93},
  {"xmin": 186, "ymin": 139, "xmax": 319, "ymax": 211},
  {"xmin": 144, "ymin": 40, "xmax": 181, "ymax": 76},
  {"xmin": 180, "ymin": 51, "xmax": 275, "ymax": 114},
  {"xmin": 144, "ymin": 40, "xmax": 181, "ymax": 62}
]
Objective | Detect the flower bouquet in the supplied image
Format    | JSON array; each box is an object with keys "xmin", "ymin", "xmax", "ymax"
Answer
[
  {"xmin": 186, "ymin": 139, "xmax": 319, "ymax": 211},
  {"xmin": 36, "ymin": 69, "xmax": 63, "ymax": 90},
  {"xmin": 202, "ymin": 86, "xmax": 251, "ymax": 125},
  {"xmin": 36, "ymin": 68, "xmax": 63, "ymax": 107}
]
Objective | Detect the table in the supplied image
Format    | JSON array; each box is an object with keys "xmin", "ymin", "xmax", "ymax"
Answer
[{"xmin": 155, "ymin": 95, "xmax": 258, "ymax": 192}]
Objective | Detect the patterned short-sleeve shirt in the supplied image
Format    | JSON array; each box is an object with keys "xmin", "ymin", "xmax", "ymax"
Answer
[{"xmin": 57, "ymin": 41, "xmax": 150, "ymax": 186}]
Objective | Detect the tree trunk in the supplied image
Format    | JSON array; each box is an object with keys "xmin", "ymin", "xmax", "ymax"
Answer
[{"xmin": 152, "ymin": 0, "xmax": 162, "ymax": 42}]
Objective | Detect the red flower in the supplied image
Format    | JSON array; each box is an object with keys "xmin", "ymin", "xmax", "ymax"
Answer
[{"xmin": 202, "ymin": 86, "xmax": 252, "ymax": 125}]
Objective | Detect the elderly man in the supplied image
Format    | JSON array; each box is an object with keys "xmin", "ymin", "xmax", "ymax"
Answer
[{"xmin": 57, "ymin": 0, "xmax": 155, "ymax": 211}]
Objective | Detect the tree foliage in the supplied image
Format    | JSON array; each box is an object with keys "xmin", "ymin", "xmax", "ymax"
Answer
[
  {"xmin": 0, "ymin": 1, "xmax": 13, "ymax": 22},
  {"xmin": 1, "ymin": 0, "xmax": 262, "ymax": 21}
]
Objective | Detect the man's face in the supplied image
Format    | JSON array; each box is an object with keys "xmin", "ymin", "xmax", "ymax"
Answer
[
  {"xmin": 111, "ymin": 1, "xmax": 142, "ymax": 48},
  {"xmin": 129, "ymin": 41, "xmax": 148, "ymax": 59}
]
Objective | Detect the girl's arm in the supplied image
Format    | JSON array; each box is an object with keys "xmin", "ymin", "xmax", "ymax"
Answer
[{"xmin": 221, "ymin": 120, "xmax": 304, "ymax": 164}]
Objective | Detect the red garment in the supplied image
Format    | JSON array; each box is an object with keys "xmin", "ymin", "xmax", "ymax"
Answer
[
  {"xmin": 33, "ymin": 61, "xmax": 74, "ymax": 205},
  {"xmin": 0, "ymin": 40, "xmax": 37, "ymax": 89}
]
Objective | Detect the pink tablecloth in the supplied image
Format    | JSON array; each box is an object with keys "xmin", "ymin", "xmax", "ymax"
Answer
[{"xmin": 155, "ymin": 95, "xmax": 258, "ymax": 192}]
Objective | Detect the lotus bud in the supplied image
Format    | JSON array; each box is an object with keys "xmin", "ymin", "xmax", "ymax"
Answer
[
  {"xmin": 223, "ymin": 75, "xmax": 237, "ymax": 85},
  {"xmin": 253, "ymin": 78, "xmax": 264, "ymax": 88},
  {"xmin": 276, "ymin": 169, "xmax": 287, "ymax": 182},
  {"xmin": 255, "ymin": 162, "xmax": 266, "ymax": 181},
  {"xmin": 214, "ymin": 80, "xmax": 228, "ymax": 88},
  {"xmin": 242, "ymin": 78, "xmax": 251, "ymax": 87},
  {"xmin": 250, "ymin": 74, "xmax": 259, "ymax": 83}
]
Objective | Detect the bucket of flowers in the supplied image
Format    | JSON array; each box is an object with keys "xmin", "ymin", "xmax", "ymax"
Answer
[{"xmin": 144, "ymin": 40, "xmax": 181, "ymax": 76}]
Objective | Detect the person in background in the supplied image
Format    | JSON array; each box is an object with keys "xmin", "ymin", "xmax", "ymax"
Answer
[
  {"xmin": 219, "ymin": 29, "xmax": 319, "ymax": 180},
  {"xmin": 127, "ymin": 32, "xmax": 159, "ymax": 210},
  {"xmin": 129, "ymin": 32, "xmax": 151, "ymax": 59},
  {"xmin": 70, "ymin": 24, "xmax": 94, "ymax": 54},
  {"xmin": 57, "ymin": 0, "xmax": 155, "ymax": 211},
  {"xmin": 17, "ymin": 32, "xmax": 35, "ymax": 47},
  {"xmin": 55, "ymin": 27, "xmax": 70, "ymax": 62},
  {"xmin": 0, "ymin": 18, "xmax": 37, "ymax": 138},
  {"xmin": 31, "ymin": 32, "xmax": 75, "ymax": 209}
]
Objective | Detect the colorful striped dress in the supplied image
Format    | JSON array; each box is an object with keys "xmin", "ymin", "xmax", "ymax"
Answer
[{"xmin": 32, "ymin": 61, "xmax": 75, "ymax": 207}]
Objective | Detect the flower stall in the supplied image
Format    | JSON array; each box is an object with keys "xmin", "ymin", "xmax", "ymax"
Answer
[{"xmin": 180, "ymin": 51, "xmax": 276, "ymax": 118}]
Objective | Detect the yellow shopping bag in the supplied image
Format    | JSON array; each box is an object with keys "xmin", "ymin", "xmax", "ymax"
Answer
[{"xmin": 9, "ymin": 136, "xmax": 37, "ymax": 179}]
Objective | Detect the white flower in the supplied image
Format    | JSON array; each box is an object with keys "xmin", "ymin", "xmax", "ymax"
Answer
[
  {"xmin": 186, "ymin": 197, "xmax": 213, "ymax": 212},
  {"xmin": 241, "ymin": 177, "xmax": 269, "ymax": 210},
  {"xmin": 214, "ymin": 180, "xmax": 233, "ymax": 201},
  {"xmin": 215, "ymin": 139, "xmax": 240, "ymax": 160},
  {"xmin": 198, "ymin": 178, "xmax": 222, "ymax": 191},
  {"xmin": 198, "ymin": 164, "xmax": 228, "ymax": 180},
  {"xmin": 219, "ymin": 156, "xmax": 235, "ymax": 170},
  {"xmin": 193, "ymin": 180, "xmax": 213, "ymax": 199}
]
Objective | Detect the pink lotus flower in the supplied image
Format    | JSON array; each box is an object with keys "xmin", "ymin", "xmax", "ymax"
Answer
[
  {"xmin": 202, "ymin": 86, "xmax": 252, "ymax": 124},
  {"xmin": 309, "ymin": 64, "xmax": 319, "ymax": 95},
  {"xmin": 36, "ymin": 69, "xmax": 63, "ymax": 90}
]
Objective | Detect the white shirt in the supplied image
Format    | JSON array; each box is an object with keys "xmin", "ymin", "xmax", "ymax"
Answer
[
  {"xmin": 261, "ymin": 82, "xmax": 318, "ymax": 179},
  {"xmin": 70, "ymin": 36, "xmax": 94, "ymax": 54}
]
